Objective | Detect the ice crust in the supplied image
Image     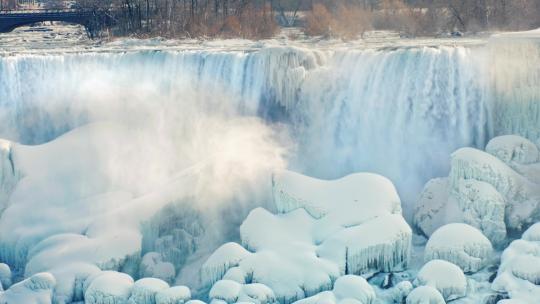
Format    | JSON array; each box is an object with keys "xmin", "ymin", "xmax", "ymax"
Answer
[
  {"xmin": 0, "ymin": 272, "xmax": 55, "ymax": 304},
  {"xmin": 424, "ymin": 223, "xmax": 493, "ymax": 273},
  {"xmin": 203, "ymin": 170, "xmax": 411, "ymax": 303},
  {"xmin": 492, "ymin": 223, "xmax": 540, "ymax": 303},
  {"xmin": 406, "ymin": 286, "xmax": 445, "ymax": 304},
  {"xmin": 414, "ymin": 259, "xmax": 467, "ymax": 301},
  {"xmin": 292, "ymin": 275, "xmax": 375, "ymax": 304},
  {"xmin": 414, "ymin": 135, "xmax": 540, "ymax": 247}
]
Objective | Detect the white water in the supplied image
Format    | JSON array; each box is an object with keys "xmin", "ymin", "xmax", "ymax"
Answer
[{"xmin": 3, "ymin": 40, "xmax": 538, "ymax": 217}]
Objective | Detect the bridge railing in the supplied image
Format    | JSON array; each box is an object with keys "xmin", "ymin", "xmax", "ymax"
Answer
[{"xmin": 0, "ymin": 9, "xmax": 88, "ymax": 15}]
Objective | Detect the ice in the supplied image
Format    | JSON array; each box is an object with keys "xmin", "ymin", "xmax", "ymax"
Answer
[
  {"xmin": 155, "ymin": 286, "xmax": 191, "ymax": 304},
  {"xmin": 414, "ymin": 260, "xmax": 467, "ymax": 301},
  {"xmin": 405, "ymin": 286, "xmax": 445, "ymax": 304},
  {"xmin": 0, "ymin": 263, "xmax": 11, "ymax": 290},
  {"xmin": 424, "ymin": 223, "xmax": 493, "ymax": 273},
  {"xmin": 204, "ymin": 170, "xmax": 411, "ymax": 303},
  {"xmin": 414, "ymin": 135, "xmax": 540, "ymax": 247},
  {"xmin": 293, "ymin": 275, "xmax": 375, "ymax": 304},
  {"xmin": 492, "ymin": 223, "xmax": 540, "ymax": 303},
  {"xmin": 0, "ymin": 272, "xmax": 55, "ymax": 304},
  {"xmin": 84, "ymin": 271, "xmax": 134, "ymax": 304},
  {"xmin": 140, "ymin": 253, "xmax": 176, "ymax": 284}
]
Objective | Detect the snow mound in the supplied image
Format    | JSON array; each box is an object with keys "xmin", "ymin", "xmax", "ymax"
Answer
[
  {"xmin": 492, "ymin": 223, "xmax": 540, "ymax": 302},
  {"xmin": 155, "ymin": 286, "xmax": 191, "ymax": 304},
  {"xmin": 424, "ymin": 223, "xmax": 493, "ymax": 273},
  {"xmin": 0, "ymin": 263, "xmax": 11, "ymax": 290},
  {"xmin": 414, "ymin": 135, "xmax": 540, "ymax": 247},
  {"xmin": 414, "ymin": 260, "xmax": 467, "ymax": 301},
  {"xmin": 204, "ymin": 170, "xmax": 411, "ymax": 303},
  {"xmin": 128, "ymin": 278, "xmax": 170, "ymax": 304},
  {"xmin": 406, "ymin": 286, "xmax": 445, "ymax": 304},
  {"xmin": 293, "ymin": 275, "xmax": 375, "ymax": 304},
  {"xmin": 209, "ymin": 280, "xmax": 276, "ymax": 304},
  {"xmin": 84, "ymin": 271, "xmax": 134, "ymax": 304},
  {"xmin": 140, "ymin": 252, "xmax": 176, "ymax": 284},
  {"xmin": 0, "ymin": 272, "xmax": 55, "ymax": 304}
]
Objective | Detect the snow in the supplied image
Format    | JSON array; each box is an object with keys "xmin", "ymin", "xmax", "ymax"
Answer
[
  {"xmin": 406, "ymin": 286, "xmax": 445, "ymax": 304},
  {"xmin": 208, "ymin": 280, "xmax": 276, "ymax": 304},
  {"xmin": 293, "ymin": 275, "xmax": 375, "ymax": 304},
  {"xmin": 414, "ymin": 135, "xmax": 540, "ymax": 247},
  {"xmin": 0, "ymin": 263, "xmax": 11, "ymax": 290},
  {"xmin": 0, "ymin": 272, "xmax": 55, "ymax": 304},
  {"xmin": 204, "ymin": 170, "xmax": 411, "ymax": 303},
  {"xmin": 424, "ymin": 223, "xmax": 493, "ymax": 273},
  {"xmin": 128, "ymin": 278, "xmax": 170, "ymax": 304},
  {"xmin": 155, "ymin": 286, "xmax": 191, "ymax": 304},
  {"xmin": 414, "ymin": 260, "xmax": 467, "ymax": 301},
  {"xmin": 84, "ymin": 271, "xmax": 134, "ymax": 304},
  {"xmin": 492, "ymin": 223, "xmax": 540, "ymax": 303},
  {"xmin": 140, "ymin": 252, "xmax": 176, "ymax": 284}
]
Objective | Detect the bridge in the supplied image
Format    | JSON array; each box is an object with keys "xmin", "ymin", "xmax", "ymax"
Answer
[{"xmin": 0, "ymin": 9, "xmax": 113, "ymax": 37}]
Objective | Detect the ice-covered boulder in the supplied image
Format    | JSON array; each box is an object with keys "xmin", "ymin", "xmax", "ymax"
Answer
[
  {"xmin": 406, "ymin": 286, "xmax": 445, "ymax": 304},
  {"xmin": 140, "ymin": 252, "xmax": 176, "ymax": 284},
  {"xmin": 0, "ymin": 263, "xmax": 11, "ymax": 290},
  {"xmin": 0, "ymin": 272, "xmax": 56, "ymax": 304},
  {"xmin": 492, "ymin": 223, "xmax": 540, "ymax": 302},
  {"xmin": 293, "ymin": 275, "xmax": 375, "ymax": 304},
  {"xmin": 204, "ymin": 170, "xmax": 411, "ymax": 303},
  {"xmin": 0, "ymin": 139, "xmax": 20, "ymax": 213},
  {"xmin": 209, "ymin": 280, "xmax": 276, "ymax": 304},
  {"xmin": 84, "ymin": 271, "xmax": 134, "ymax": 304},
  {"xmin": 155, "ymin": 286, "xmax": 191, "ymax": 304},
  {"xmin": 414, "ymin": 135, "xmax": 540, "ymax": 246},
  {"xmin": 424, "ymin": 223, "xmax": 493, "ymax": 273},
  {"xmin": 414, "ymin": 260, "xmax": 467, "ymax": 301},
  {"xmin": 128, "ymin": 278, "xmax": 170, "ymax": 304}
]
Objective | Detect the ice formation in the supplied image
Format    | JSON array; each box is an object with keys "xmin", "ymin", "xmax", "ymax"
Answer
[
  {"xmin": 0, "ymin": 263, "xmax": 11, "ymax": 290},
  {"xmin": 140, "ymin": 253, "xmax": 176, "ymax": 284},
  {"xmin": 293, "ymin": 275, "xmax": 375, "ymax": 304},
  {"xmin": 84, "ymin": 271, "xmax": 134, "ymax": 304},
  {"xmin": 0, "ymin": 272, "xmax": 55, "ymax": 304},
  {"xmin": 492, "ymin": 223, "xmax": 540, "ymax": 303},
  {"xmin": 155, "ymin": 286, "xmax": 191, "ymax": 304},
  {"xmin": 414, "ymin": 135, "xmax": 540, "ymax": 247},
  {"xmin": 209, "ymin": 280, "xmax": 276, "ymax": 304},
  {"xmin": 414, "ymin": 259, "xmax": 467, "ymax": 301},
  {"xmin": 203, "ymin": 170, "xmax": 411, "ymax": 303},
  {"xmin": 424, "ymin": 223, "xmax": 493, "ymax": 273},
  {"xmin": 128, "ymin": 278, "xmax": 170, "ymax": 304},
  {"xmin": 406, "ymin": 286, "xmax": 445, "ymax": 304}
]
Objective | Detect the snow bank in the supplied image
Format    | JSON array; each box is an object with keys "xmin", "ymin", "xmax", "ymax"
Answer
[
  {"xmin": 84, "ymin": 271, "xmax": 134, "ymax": 304},
  {"xmin": 209, "ymin": 280, "xmax": 276, "ymax": 304},
  {"xmin": 293, "ymin": 275, "xmax": 375, "ymax": 304},
  {"xmin": 140, "ymin": 252, "xmax": 176, "ymax": 284},
  {"xmin": 406, "ymin": 286, "xmax": 445, "ymax": 304},
  {"xmin": 414, "ymin": 135, "xmax": 540, "ymax": 247},
  {"xmin": 414, "ymin": 260, "xmax": 467, "ymax": 301},
  {"xmin": 204, "ymin": 170, "xmax": 411, "ymax": 303},
  {"xmin": 424, "ymin": 223, "xmax": 492, "ymax": 273},
  {"xmin": 0, "ymin": 263, "xmax": 11, "ymax": 290},
  {"xmin": 0, "ymin": 272, "xmax": 55, "ymax": 304},
  {"xmin": 492, "ymin": 223, "xmax": 540, "ymax": 302}
]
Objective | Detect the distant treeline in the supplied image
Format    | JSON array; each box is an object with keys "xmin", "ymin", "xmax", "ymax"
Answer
[{"xmin": 74, "ymin": 0, "xmax": 540, "ymax": 39}]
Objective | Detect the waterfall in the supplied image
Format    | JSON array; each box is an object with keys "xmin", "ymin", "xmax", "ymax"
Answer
[{"xmin": 0, "ymin": 42, "xmax": 538, "ymax": 217}]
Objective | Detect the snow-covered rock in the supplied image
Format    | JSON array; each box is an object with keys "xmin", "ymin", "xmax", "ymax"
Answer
[
  {"xmin": 155, "ymin": 286, "xmax": 191, "ymax": 304},
  {"xmin": 492, "ymin": 223, "xmax": 540, "ymax": 303},
  {"xmin": 0, "ymin": 272, "xmax": 56, "ymax": 304},
  {"xmin": 0, "ymin": 263, "xmax": 11, "ymax": 290},
  {"xmin": 424, "ymin": 223, "xmax": 493, "ymax": 273},
  {"xmin": 293, "ymin": 275, "xmax": 375, "ymax": 304},
  {"xmin": 209, "ymin": 280, "xmax": 276, "ymax": 304},
  {"xmin": 140, "ymin": 252, "xmax": 176, "ymax": 284},
  {"xmin": 414, "ymin": 260, "xmax": 467, "ymax": 301},
  {"xmin": 128, "ymin": 278, "xmax": 169, "ymax": 304},
  {"xmin": 406, "ymin": 286, "xmax": 445, "ymax": 304},
  {"xmin": 204, "ymin": 171, "xmax": 411, "ymax": 303},
  {"xmin": 414, "ymin": 135, "xmax": 540, "ymax": 247},
  {"xmin": 84, "ymin": 271, "xmax": 134, "ymax": 304}
]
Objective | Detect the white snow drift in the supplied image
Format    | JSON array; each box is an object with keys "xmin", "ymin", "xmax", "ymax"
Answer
[
  {"xmin": 424, "ymin": 223, "xmax": 493, "ymax": 273},
  {"xmin": 203, "ymin": 170, "xmax": 412, "ymax": 303},
  {"xmin": 414, "ymin": 135, "xmax": 540, "ymax": 247},
  {"xmin": 293, "ymin": 275, "xmax": 375, "ymax": 304},
  {"xmin": 414, "ymin": 259, "xmax": 467, "ymax": 301}
]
